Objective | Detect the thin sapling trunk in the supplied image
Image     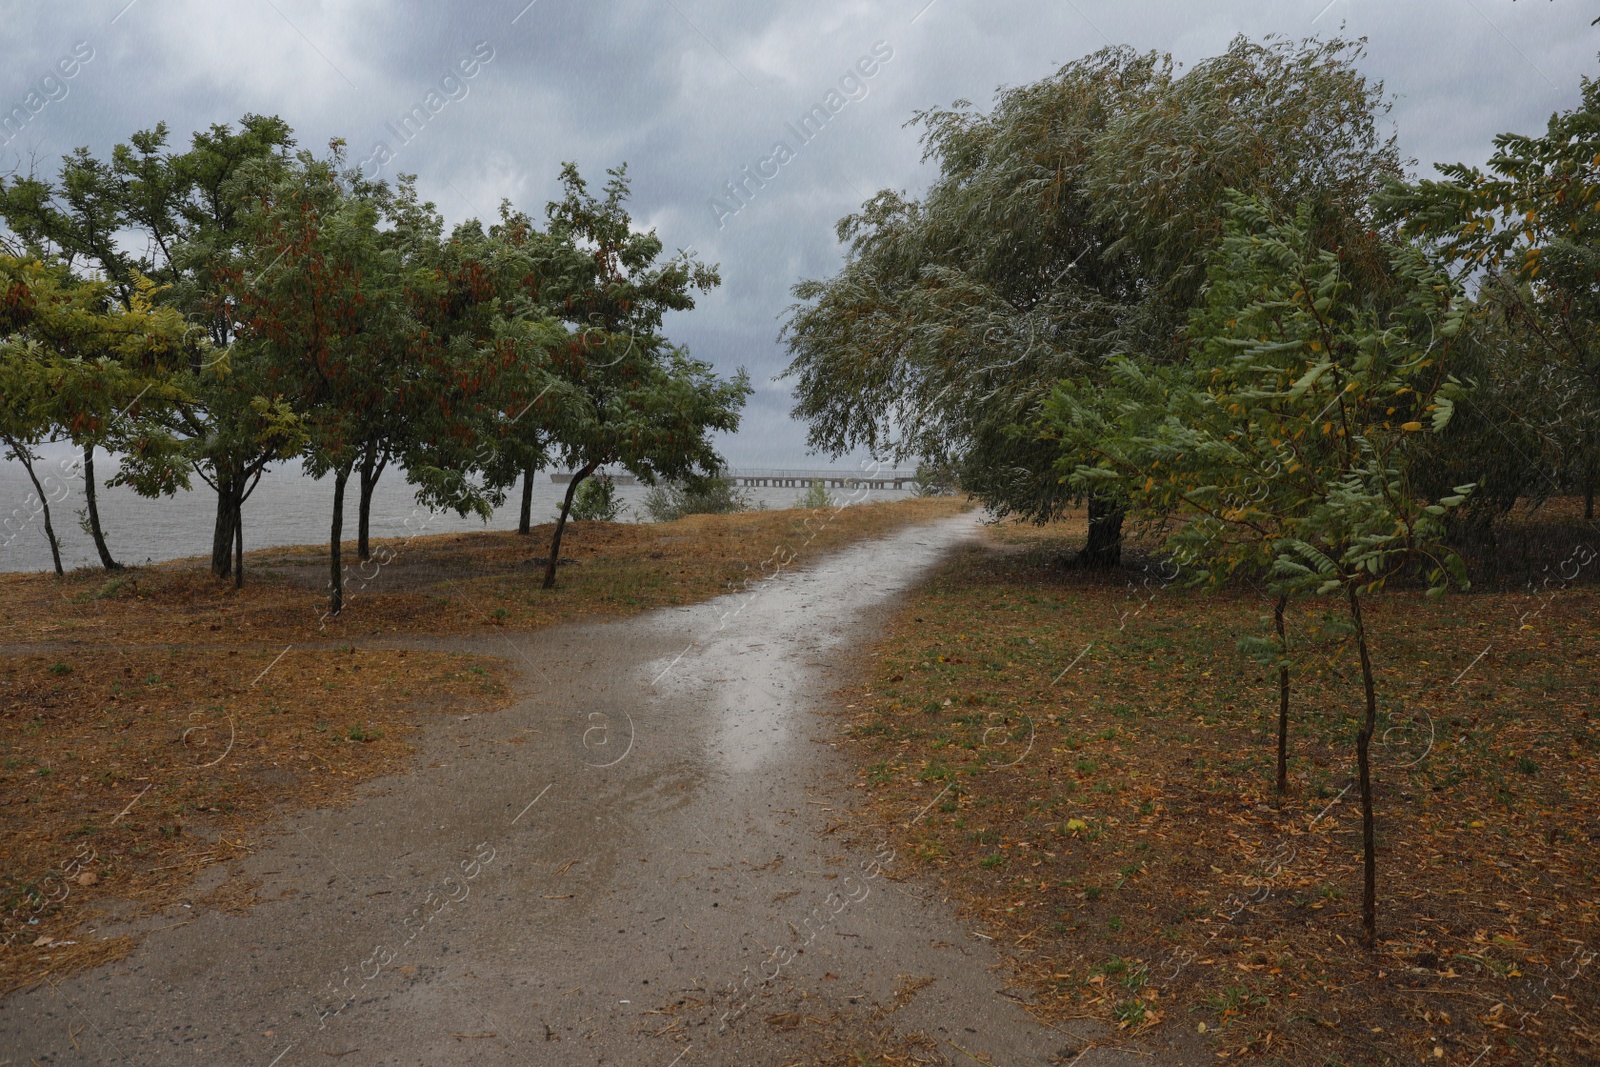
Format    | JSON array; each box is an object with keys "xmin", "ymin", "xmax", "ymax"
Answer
[
  {"xmin": 1275, "ymin": 593, "xmax": 1290, "ymax": 795},
  {"xmin": 15, "ymin": 450, "xmax": 64, "ymax": 576},
  {"xmin": 329, "ymin": 466, "xmax": 351, "ymax": 616},
  {"xmin": 1586, "ymin": 459, "xmax": 1596, "ymax": 521},
  {"xmin": 1347, "ymin": 581, "xmax": 1380, "ymax": 949}
]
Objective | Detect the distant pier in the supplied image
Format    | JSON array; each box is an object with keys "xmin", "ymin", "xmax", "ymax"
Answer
[
  {"xmin": 551, "ymin": 468, "xmax": 919, "ymax": 490},
  {"xmin": 722, "ymin": 468, "xmax": 919, "ymax": 490}
]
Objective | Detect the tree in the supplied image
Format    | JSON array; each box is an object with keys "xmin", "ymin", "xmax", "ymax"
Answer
[
  {"xmin": 0, "ymin": 256, "xmax": 190, "ymax": 573},
  {"xmin": 0, "ymin": 316, "xmax": 65, "ymax": 574},
  {"xmin": 782, "ymin": 36, "xmax": 1402, "ymax": 565},
  {"xmin": 542, "ymin": 341, "xmax": 748, "ymax": 587},
  {"xmin": 1, "ymin": 114, "xmax": 302, "ymax": 582},
  {"xmin": 232, "ymin": 148, "xmax": 572, "ymax": 613},
  {"xmin": 1378, "ymin": 71, "xmax": 1600, "ymax": 520},
  {"xmin": 1101, "ymin": 197, "xmax": 1472, "ymax": 947},
  {"xmin": 228, "ymin": 146, "xmax": 416, "ymax": 616},
  {"xmin": 396, "ymin": 201, "xmax": 572, "ymax": 543},
  {"xmin": 1044, "ymin": 353, "xmax": 1307, "ymax": 793},
  {"xmin": 535, "ymin": 164, "xmax": 747, "ymax": 588},
  {"xmin": 11, "ymin": 265, "xmax": 190, "ymax": 569}
]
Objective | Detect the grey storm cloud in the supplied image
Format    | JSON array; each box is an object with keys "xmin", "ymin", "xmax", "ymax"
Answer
[{"xmin": 3, "ymin": 0, "xmax": 1597, "ymax": 464}]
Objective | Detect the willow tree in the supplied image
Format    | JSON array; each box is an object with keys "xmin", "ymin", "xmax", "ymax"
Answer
[{"xmin": 782, "ymin": 35, "xmax": 1402, "ymax": 565}]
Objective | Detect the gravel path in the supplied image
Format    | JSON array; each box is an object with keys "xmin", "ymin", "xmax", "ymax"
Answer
[{"xmin": 1, "ymin": 513, "xmax": 1161, "ymax": 1066}]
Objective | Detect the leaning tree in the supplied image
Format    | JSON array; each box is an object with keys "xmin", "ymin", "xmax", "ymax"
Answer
[
  {"xmin": 533, "ymin": 163, "xmax": 746, "ymax": 587},
  {"xmin": 783, "ymin": 35, "xmax": 1404, "ymax": 564}
]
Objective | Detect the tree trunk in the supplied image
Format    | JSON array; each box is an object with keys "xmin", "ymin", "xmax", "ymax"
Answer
[
  {"xmin": 16, "ymin": 452, "xmax": 64, "ymax": 576},
  {"xmin": 81, "ymin": 445, "xmax": 122, "ymax": 571},
  {"xmin": 329, "ymin": 466, "xmax": 351, "ymax": 616},
  {"xmin": 357, "ymin": 447, "xmax": 387, "ymax": 561},
  {"xmin": 1079, "ymin": 493, "xmax": 1125, "ymax": 568},
  {"xmin": 1275, "ymin": 594, "xmax": 1290, "ymax": 795},
  {"xmin": 234, "ymin": 495, "xmax": 244, "ymax": 590},
  {"xmin": 544, "ymin": 460, "xmax": 598, "ymax": 590},
  {"xmin": 1347, "ymin": 582, "xmax": 1379, "ymax": 950},
  {"xmin": 1585, "ymin": 460, "xmax": 1596, "ymax": 521},
  {"xmin": 230, "ymin": 469, "xmax": 265, "ymax": 590},
  {"xmin": 210, "ymin": 472, "xmax": 238, "ymax": 580},
  {"xmin": 518, "ymin": 462, "xmax": 536, "ymax": 535}
]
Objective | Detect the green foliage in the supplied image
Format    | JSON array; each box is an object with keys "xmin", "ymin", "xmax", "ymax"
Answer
[
  {"xmin": 1045, "ymin": 195, "xmax": 1474, "ymax": 599},
  {"xmin": 540, "ymin": 165, "xmax": 749, "ymax": 491},
  {"xmin": 1, "ymin": 115, "xmax": 305, "ymax": 579},
  {"xmin": 0, "ymin": 261, "xmax": 192, "ymax": 490},
  {"xmin": 1050, "ymin": 194, "xmax": 1478, "ymax": 947},
  {"xmin": 569, "ymin": 473, "xmax": 622, "ymax": 522},
  {"xmin": 1379, "ymin": 69, "xmax": 1600, "ymax": 519},
  {"xmin": 531, "ymin": 164, "xmax": 750, "ymax": 585},
  {"xmin": 797, "ymin": 479, "xmax": 834, "ymax": 510},
  {"xmin": 782, "ymin": 35, "xmax": 1401, "ymax": 529},
  {"xmin": 642, "ymin": 474, "xmax": 751, "ymax": 521},
  {"xmin": 3, "ymin": 120, "xmax": 747, "ymax": 599},
  {"xmin": 913, "ymin": 456, "xmax": 960, "ymax": 497}
]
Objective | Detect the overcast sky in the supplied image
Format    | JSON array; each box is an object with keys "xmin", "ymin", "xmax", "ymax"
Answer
[{"xmin": 4, "ymin": 0, "xmax": 1597, "ymax": 467}]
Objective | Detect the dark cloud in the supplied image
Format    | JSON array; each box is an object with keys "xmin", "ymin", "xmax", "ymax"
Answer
[{"xmin": 4, "ymin": 0, "xmax": 1596, "ymax": 464}]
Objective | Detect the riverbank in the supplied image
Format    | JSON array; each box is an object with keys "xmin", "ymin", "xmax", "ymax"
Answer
[{"xmin": 0, "ymin": 453, "xmax": 919, "ymax": 574}]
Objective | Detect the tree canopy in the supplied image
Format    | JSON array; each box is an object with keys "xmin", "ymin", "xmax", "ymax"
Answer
[
  {"xmin": 782, "ymin": 35, "xmax": 1403, "ymax": 561},
  {"xmin": 1, "ymin": 119, "xmax": 746, "ymax": 610}
]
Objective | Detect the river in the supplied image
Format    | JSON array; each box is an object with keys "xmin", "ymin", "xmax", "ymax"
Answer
[{"xmin": 0, "ymin": 449, "xmax": 906, "ymax": 574}]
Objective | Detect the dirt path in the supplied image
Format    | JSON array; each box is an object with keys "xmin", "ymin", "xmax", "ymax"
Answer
[{"xmin": 0, "ymin": 514, "xmax": 1157, "ymax": 1066}]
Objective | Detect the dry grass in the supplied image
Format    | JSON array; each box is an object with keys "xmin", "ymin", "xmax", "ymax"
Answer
[
  {"xmin": 0, "ymin": 496, "xmax": 969, "ymax": 647},
  {"xmin": 837, "ymin": 505, "xmax": 1599, "ymax": 1066},
  {"xmin": 0, "ymin": 644, "xmax": 509, "ymax": 995},
  {"xmin": 0, "ymin": 496, "xmax": 971, "ymax": 996}
]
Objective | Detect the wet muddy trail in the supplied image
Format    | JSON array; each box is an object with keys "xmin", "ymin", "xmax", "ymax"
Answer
[{"xmin": 2, "ymin": 514, "xmax": 1158, "ymax": 1065}]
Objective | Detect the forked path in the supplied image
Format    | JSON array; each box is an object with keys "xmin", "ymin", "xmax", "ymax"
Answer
[{"xmin": 1, "ymin": 513, "xmax": 1159, "ymax": 1065}]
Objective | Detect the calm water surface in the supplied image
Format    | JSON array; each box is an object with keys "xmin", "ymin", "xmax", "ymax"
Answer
[{"xmin": 0, "ymin": 448, "xmax": 899, "ymax": 574}]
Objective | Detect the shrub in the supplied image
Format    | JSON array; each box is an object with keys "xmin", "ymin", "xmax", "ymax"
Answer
[
  {"xmin": 642, "ymin": 474, "xmax": 751, "ymax": 521},
  {"xmin": 799, "ymin": 479, "xmax": 833, "ymax": 510},
  {"xmin": 914, "ymin": 456, "xmax": 961, "ymax": 497},
  {"xmin": 569, "ymin": 473, "xmax": 622, "ymax": 522}
]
